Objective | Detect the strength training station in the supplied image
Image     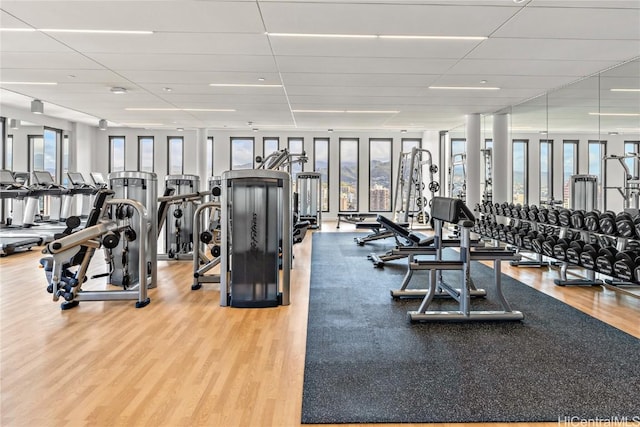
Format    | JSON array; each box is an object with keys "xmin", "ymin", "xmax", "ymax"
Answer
[{"xmin": 0, "ymin": 1, "xmax": 639, "ymax": 426}]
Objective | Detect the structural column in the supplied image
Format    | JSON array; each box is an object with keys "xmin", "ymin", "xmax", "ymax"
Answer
[
  {"xmin": 196, "ymin": 128, "xmax": 208, "ymax": 184},
  {"xmin": 465, "ymin": 114, "xmax": 481, "ymax": 208},
  {"xmin": 492, "ymin": 114, "xmax": 509, "ymax": 204}
]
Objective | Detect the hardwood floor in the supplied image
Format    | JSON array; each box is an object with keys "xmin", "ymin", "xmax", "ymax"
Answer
[{"xmin": 1, "ymin": 222, "xmax": 638, "ymax": 427}]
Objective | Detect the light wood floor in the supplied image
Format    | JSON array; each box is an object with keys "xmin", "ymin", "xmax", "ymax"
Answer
[{"xmin": 1, "ymin": 222, "xmax": 639, "ymax": 427}]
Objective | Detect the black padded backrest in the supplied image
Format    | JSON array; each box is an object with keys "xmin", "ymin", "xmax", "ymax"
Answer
[
  {"xmin": 431, "ymin": 197, "xmax": 476, "ymax": 224},
  {"xmin": 376, "ymin": 215, "xmax": 411, "ymax": 238},
  {"xmin": 69, "ymin": 189, "xmax": 114, "ymax": 266}
]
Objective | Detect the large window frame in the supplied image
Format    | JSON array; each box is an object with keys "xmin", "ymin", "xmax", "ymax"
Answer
[
  {"xmin": 562, "ymin": 140, "xmax": 579, "ymax": 208},
  {"xmin": 368, "ymin": 138, "xmax": 392, "ymax": 212},
  {"xmin": 339, "ymin": 138, "xmax": 359, "ymax": 212},
  {"xmin": 512, "ymin": 139, "xmax": 528, "ymax": 205},
  {"xmin": 314, "ymin": 137, "xmax": 330, "ymax": 212},
  {"xmin": 539, "ymin": 139, "xmax": 553, "ymax": 203},
  {"xmin": 138, "ymin": 136, "xmax": 154, "ymax": 173},
  {"xmin": 588, "ymin": 140, "xmax": 607, "ymax": 210},
  {"xmin": 263, "ymin": 137, "xmax": 279, "ymax": 159},
  {"xmin": 167, "ymin": 136, "xmax": 184, "ymax": 175},
  {"xmin": 230, "ymin": 137, "xmax": 255, "ymax": 170},
  {"xmin": 109, "ymin": 136, "xmax": 126, "ymax": 173}
]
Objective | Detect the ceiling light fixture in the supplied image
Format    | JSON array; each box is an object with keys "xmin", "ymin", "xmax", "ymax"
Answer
[
  {"xmin": 31, "ymin": 99, "xmax": 44, "ymax": 114},
  {"xmin": 40, "ymin": 28, "xmax": 153, "ymax": 35},
  {"xmin": 209, "ymin": 83, "xmax": 282, "ymax": 88},
  {"xmin": 98, "ymin": 119, "xmax": 108, "ymax": 131},
  {"xmin": 125, "ymin": 107, "xmax": 236, "ymax": 112},
  {"xmin": 0, "ymin": 81, "xmax": 57, "ymax": 85},
  {"xmin": 379, "ymin": 35, "xmax": 486, "ymax": 41},
  {"xmin": 292, "ymin": 109, "xmax": 399, "ymax": 114},
  {"xmin": 266, "ymin": 32, "xmax": 485, "ymax": 40},
  {"xmin": 401, "ymin": 130, "xmax": 407, "ymax": 133},
  {"xmin": 429, "ymin": 86, "xmax": 500, "ymax": 90},
  {"xmin": 111, "ymin": 87, "xmax": 127, "ymax": 94},
  {"xmin": 609, "ymin": 131, "xmax": 620, "ymax": 135},
  {"xmin": 163, "ymin": 87, "xmax": 173, "ymax": 92},
  {"xmin": 253, "ymin": 128, "xmax": 259, "ymax": 132},
  {"xmin": 610, "ymin": 88, "xmax": 640, "ymax": 92},
  {"xmin": 177, "ymin": 128, "xmax": 184, "ymax": 132},
  {"xmin": 9, "ymin": 119, "xmax": 19, "ymax": 130},
  {"xmin": 588, "ymin": 112, "xmax": 640, "ymax": 117},
  {"xmin": 258, "ymin": 77, "xmax": 265, "ymax": 82},
  {"xmin": 328, "ymin": 129, "xmax": 334, "ymax": 133}
]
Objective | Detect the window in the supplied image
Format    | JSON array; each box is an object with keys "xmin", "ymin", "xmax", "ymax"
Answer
[
  {"xmin": 314, "ymin": 138, "xmax": 330, "ymax": 212},
  {"xmin": 588, "ymin": 140, "xmax": 606, "ymax": 209},
  {"xmin": 206, "ymin": 137, "xmax": 214, "ymax": 176},
  {"xmin": 369, "ymin": 138, "xmax": 392, "ymax": 212},
  {"xmin": 624, "ymin": 141, "xmax": 640, "ymax": 178},
  {"xmin": 138, "ymin": 136, "xmax": 154, "ymax": 172},
  {"xmin": 401, "ymin": 138, "xmax": 420, "ymax": 154},
  {"xmin": 4, "ymin": 135, "xmax": 13, "ymax": 170},
  {"xmin": 288, "ymin": 138, "xmax": 304, "ymax": 191},
  {"xmin": 450, "ymin": 138, "xmax": 466, "ymax": 199},
  {"xmin": 339, "ymin": 138, "xmax": 358, "ymax": 212},
  {"xmin": 167, "ymin": 136, "xmax": 183, "ymax": 175},
  {"xmin": 61, "ymin": 135, "xmax": 69, "ymax": 185},
  {"xmin": 231, "ymin": 137, "xmax": 254, "ymax": 170},
  {"xmin": 563, "ymin": 140, "xmax": 578, "ymax": 208},
  {"xmin": 263, "ymin": 137, "xmax": 279, "ymax": 159},
  {"xmin": 43, "ymin": 127, "xmax": 59, "ymax": 180},
  {"xmin": 109, "ymin": 136, "xmax": 126, "ymax": 172},
  {"xmin": 539, "ymin": 140, "xmax": 553, "ymax": 202},
  {"xmin": 512, "ymin": 140, "xmax": 528, "ymax": 204}
]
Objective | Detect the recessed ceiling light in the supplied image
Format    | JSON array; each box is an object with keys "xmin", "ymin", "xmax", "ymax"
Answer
[
  {"xmin": 328, "ymin": 129, "xmax": 333, "ymax": 133},
  {"xmin": 40, "ymin": 28, "xmax": 153, "ymax": 35},
  {"xmin": 429, "ymin": 86, "xmax": 500, "ymax": 90},
  {"xmin": 258, "ymin": 77, "xmax": 265, "ymax": 82},
  {"xmin": 379, "ymin": 35, "xmax": 486, "ymax": 41},
  {"xmin": 401, "ymin": 130, "xmax": 407, "ymax": 133},
  {"xmin": 253, "ymin": 128, "xmax": 259, "ymax": 132},
  {"xmin": 266, "ymin": 32, "xmax": 486, "ymax": 41},
  {"xmin": 609, "ymin": 131, "xmax": 620, "ymax": 135},
  {"xmin": 0, "ymin": 81, "xmax": 57, "ymax": 85},
  {"xmin": 125, "ymin": 107, "xmax": 235, "ymax": 112},
  {"xmin": 588, "ymin": 112, "xmax": 640, "ymax": 116},
  {"xmin": 163, "ymin": 87, "xmax": 172, "ymax": 92},
  {"xmin": 111, "ymin": 87, "xmax": 127, "ymax": 94},
  {"xmin": 177, "ymin": 128, "xmax": 184, "ymax": 132},
  {"xmin": 480, "ymin": 80, "xmax": 488, "ymax": 84},
  {"xmin": 610, "ymin": 88, "xmax": 640, "ymax": 92},
  {"xmin": 209, "ymin": 83, "xmax": 282, "ymax": 88},
  {"xmin": 346, "ymin": 110, "xmax": 399, "ymax": 114}
]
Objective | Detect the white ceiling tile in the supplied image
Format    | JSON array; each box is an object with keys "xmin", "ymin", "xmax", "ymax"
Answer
[
  {"xmin": 86, "ymin": 53, "xmax": 278, "ymax": 72},
  {"xmin": 276, "ymin": 56, "xmax": 457, "ymax": 74},
  {"xmin": 0, "ymin": 52, "xmax": 104, "ymax": 69},
  {"xmin": 448, "ymin": 59, "xmax": 620, "ymax": 77}
]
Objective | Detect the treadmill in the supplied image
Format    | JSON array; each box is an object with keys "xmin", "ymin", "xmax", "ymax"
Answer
[{"xmin": 0, "ymin": 170, "xmax": 43, "ymax": 256}]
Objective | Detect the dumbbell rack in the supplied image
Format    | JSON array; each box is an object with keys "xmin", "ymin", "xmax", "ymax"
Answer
[{"xmin": 475, "ymin": 201, "xmax": 640, "ymax": 299}]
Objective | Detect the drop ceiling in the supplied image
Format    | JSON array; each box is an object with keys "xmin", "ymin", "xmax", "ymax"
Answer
[{"xmin": 0, "ymin": 0, "xmax": 638, "ymax": 131}]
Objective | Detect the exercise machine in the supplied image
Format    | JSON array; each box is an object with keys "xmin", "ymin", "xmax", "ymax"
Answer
[
  {"xmin": 393, "ymin": 147, "xmax": 437, "ymax": 227},
  {"xmin": 160, "ymin": 174, "xmax": 201, "ymax": 260},
  {"xmin": 481, "ymin": 148, "xmax": 493, "ymax": 204},
  {"xmin": 24, "ymin": 171, "xmax": 69, "ymax": 225},
  {"xmin": 604, "ymin": 154, "xmax": 640, "ymax": 211},
  {"xmin": 108, "ymin": 171, "xmax": 158, "ymax": 289},
  {"xmin": 448, "ymin": 153, "xmax": 467, "ymax": 202},
  {"xmin": 408, "ymin": 197, "xmax": 523, "ymax": 322},
  {"xmin": 0, "ymin": 170, "xmax": 43, "ymax": 255},
  {"xmin": 63, "ymin": 172, "xmax": 98, "ymax": 219},
  {"xmin": 41, "ymin": 189, "xmax": 154, "ymax": 309},
  {"xmin": 220, "ymin": 169, "xmax": 291, "ymax": 307},
  {"xmin": 296, "ymin": 172, "xmax": 322, "ymax": 229}
]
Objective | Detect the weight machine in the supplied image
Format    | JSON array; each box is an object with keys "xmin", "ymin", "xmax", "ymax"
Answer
[
  {"xmin": 41, "ymin": 189, "xmax": 154, "ymax": 309},
  {"xmin": 192, "ymin": 177, "xmax": 223, "ymax": 291},
  {"xmin": 481, "ymin": 148, "xmax": 493, "ymax": 204},
  {"xmin": 603, "ymin": 154, "xmax": 640, "ymax": 211},
  {"xmin": 220, "ymin": 169, "xmax": 292, "ymax": 307},
  {"xmin": 448, "ymin": 153, "xmax": 467, "ymax": 202},
  {"xmin": 296, "ymin": 172, "xmax": 322, "ymax": 229},
  {"xmin": 393, "ymin": 147, "xmax": 438, "ymax": 227},
  {"xmin": 160, "ymin": 174, "xmax": 201, "ymax": 260}
]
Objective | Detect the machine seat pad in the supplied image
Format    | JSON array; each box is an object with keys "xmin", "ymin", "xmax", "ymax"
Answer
[
  {"xmin": 356, "ymin": 222, "xmax": 381, "ymax": 229},
  {"xmin": 409, "ymin": 232, "xmax": 434, "ymax": 246}
]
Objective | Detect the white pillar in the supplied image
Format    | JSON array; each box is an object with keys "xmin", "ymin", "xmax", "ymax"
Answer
[
  {"xmin": 465, "ymin": 114, "xmax": 481, "ymax": 208},
  {"xmin": 493, "ymin": 114, "xmax": 509, "ymax": 204},
  {"xmin": 196, "ymin": 128, "xmax": 208, "ymax": 185}
]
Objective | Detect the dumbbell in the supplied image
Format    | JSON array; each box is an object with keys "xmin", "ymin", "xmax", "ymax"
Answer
[
  {"xmin": 547, "ymin": 209, "xmax": 560, "ymax": 226},
  {"xmin": 528, "ymin": 205, "xmax": 539, "ymax": 221},
  {"xmin": 584, "ymin": 210, "xmax": 601, "ymax": 232},
  {"xmin": 542, "ymin": 235, "xmax": 559, "ymax": 257},
  {"xmin": 520, "ymin": 205, "xmax": 529, "ymax": 220},
  {"xmin": 598, "ymin": 211, "xmax": 617, "ymax": 235},
  {"xmin": 553, "ymin": 237, "xmax": 576, "ymax": 261},
  {"xmin": 564, "ymin": 240, "xmax": 586, "ymax": 264},
  {"xmin": 532, "ymin": 233, "xmax": 548, "ymax": 254},
  {"xmin": 595, "ymin": 247, "xmax": 619, "ymax": 275},
  {"xmin": 522, "ymin": 231, "xmax": 539, "ymax": 250},
  {"xmin": 613, "ymin": 250, "xmax": 640, "ymax": 281},
  {"xmin": 558, "ymin": 209, "xmax": 572, "ymax": 227},
  {"xmin": 615, "ymin": 212, "xmax": 636, "ymax": 238},
  {"xmin": 498, "ymin": 225, "xmax": 512, "ymax": 241},
  {"xmin": 537, "ymin": 208, "xmax": 549, "ymax": 224},
  {"xmin": 579, "ymin": 243, "xmax": 602, "ymax": 269},
  {"xmin": 570, "ymin": 210, "xmax": 586, "ymax": 230}
]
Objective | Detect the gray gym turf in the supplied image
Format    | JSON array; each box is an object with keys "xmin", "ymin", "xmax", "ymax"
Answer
[{"xmin": 301, "ymin": 233, "xmax": 640, "ymax": 424}]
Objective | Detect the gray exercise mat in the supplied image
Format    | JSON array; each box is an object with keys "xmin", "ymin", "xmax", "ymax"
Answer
[{"xmin": 301, "ymin": 233, "xmax": 640, "ymax": 424}]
